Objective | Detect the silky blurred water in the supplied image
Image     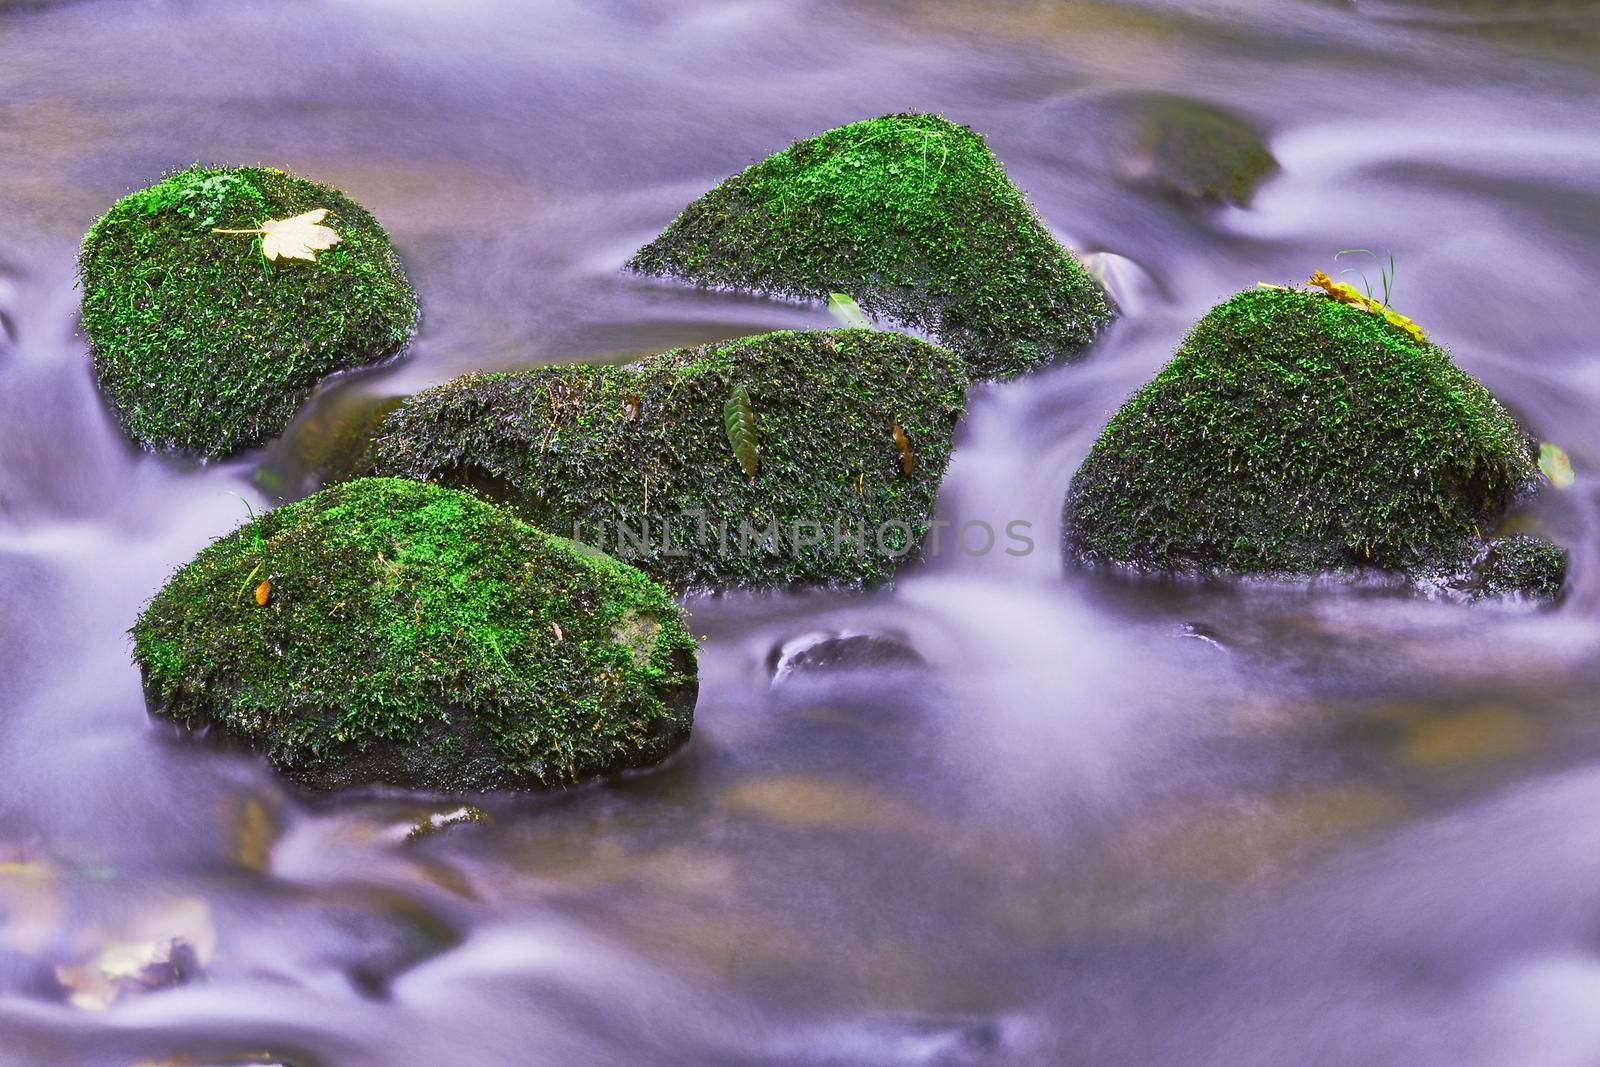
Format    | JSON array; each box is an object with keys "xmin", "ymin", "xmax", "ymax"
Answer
[{"xmin": 4, "ymin": 1, "xmax": 1600, "ymax": 1064}]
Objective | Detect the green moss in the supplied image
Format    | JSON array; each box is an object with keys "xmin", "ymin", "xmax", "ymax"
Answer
[
  {"xmin": 1063, "ymin": 287, "xmax": 1557, "ymax": 592},
  {"xmin": 366, "ymin": 329, "xmax": 968, "ymax": 590},
  {"xmin": 80, "ymin": 166, "xmax": 418, "ymax": 458},
  {"xmin": 132, "ymin": 477, "xmax": 697, "ymax": 791},
  {"xmin": 1465, "ymin": 534, "xmax": 1567, "ymax": 601},
  {"xmin": 628, "ymin": 113, "xmax": 1112, "ymax": 381}
]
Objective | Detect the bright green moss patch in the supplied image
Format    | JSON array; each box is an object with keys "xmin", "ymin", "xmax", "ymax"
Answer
[
  {"xmin": 366, "ymin": 329, "xmax": 968, "ymax": 590},
  {"xmin": 629, "ymin": 113, "xmax": 1112, "ymax": 380},
  {"xmin": 80, "ymin": 166, "xmax": 418, "ymax": 458},
  {"xmin": 133, "ymin": 478, "xmax": 697, "ymax": 791},
  {"xmin": 1063, "ymin": 287, "xmax": 1561, "ymax": 596}
]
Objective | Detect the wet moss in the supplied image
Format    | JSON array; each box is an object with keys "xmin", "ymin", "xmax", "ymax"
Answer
[
  {"xmin": 1062, "ymin": 287, "xmax": 1559, "ymax": 594},
  {"xmin": 1466, "ymin": 534, "xmax": 1568, "ymax": 601},
  {"xmin": 628, "ymin": 113, "xmax": 1112, "ymax": 380},
  {"xmin": 366, "ymin": 329, "xmax": 968, "ymax": 590},
  {"xmin": 80, "ymin": 166, "xmax": 418, "ymax": 458},
  {"xmin": 133, "ymin": 478, "xmax": 697, "ymax": 791}
]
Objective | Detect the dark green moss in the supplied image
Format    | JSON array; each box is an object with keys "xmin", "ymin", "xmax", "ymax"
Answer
[
  {"xmin": 629, "ymin": 113, "xmax": 1112, "ymax": 381},
  {"xmin": 133, "ymin": 478, "xmax": 697, "ymax": 791},
  {"xmin": 366, "ymin": 329, "xmax": 968, "ymax": 590},
  {"xmin": 80, "ymin": 166, "xmax": 418, "ymax": 458},
  {"xmin": 1063, "ymin": 288, "xmax": 1556, "ymax": 592},
  {"xmin": 1464, "ymin": 534, "xmax": 1567, "ymax": 601}
]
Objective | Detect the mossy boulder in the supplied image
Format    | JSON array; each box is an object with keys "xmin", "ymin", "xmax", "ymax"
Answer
[
  {"xmin": 1062, "ymin": 287, "xmax": 1564, "ymax": 596},
  {"xmin": 133, "ymin": 478, "xmax": 697, "ymax": 792},
  {"xmin": 366, "ymin": 329, "xmax": 968, "ymax": 590},
  {"xmin": 80, "ymin": 166, "xmax": 418, "ymax": 458},
  {"xmin": 629, "ymin": 113, "xmax": 1112, "ymax": 381}
]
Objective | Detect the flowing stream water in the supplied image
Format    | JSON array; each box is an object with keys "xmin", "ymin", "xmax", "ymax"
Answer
[{"xmin": 4, "ymin": 1, "xmax": 1600, "ymax": 1063}]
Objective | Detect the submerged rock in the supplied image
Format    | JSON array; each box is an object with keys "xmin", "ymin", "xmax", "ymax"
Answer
[
  {"xmin": 79, "ymin": 166, "xmax": 418, "ymax": 458},
  {"xmin": 1106, "ymin": 92, "xmax": 1277, "ymax": 207},
  {"xmin": 366, "ymin": 330, "xmax": 968, "ymax": 590},
  {"xmin": 768, "ymin": 631, "xmax": 927, "ymax": 686},
  {"xmin": 403, "ymin": 805, "xmax": 490, "ymax": 843},
  {"xmin": 255, "ymin": 389, "xmax": 403, "ymax": 498},
  {"xmin": 629, "ymin": 113, "xmax": 1112, "ymax": 380},
  {"xmin": 775, "ymin": 1012, "xmax": 1007, "ymax": 1066},
  {"xmin": 1062, "ymin": 286, "xmax": 1564, "ymax": 597},
  {"xmin": 133, "ymin": 478, "xmax": 697, "ymax": 791},
  {"xmin": 1077, "ymin": 250, "xmax": 1159, "ymax": 316}
]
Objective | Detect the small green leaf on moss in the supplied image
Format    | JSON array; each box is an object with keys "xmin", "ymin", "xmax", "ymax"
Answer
[
  {"xmin": 723, "ymin": 383, "xmax": 760, "ymax": 479},
  {"xmin": 827, "ymin": 292, "xmax": 871, "ymax": 329}
]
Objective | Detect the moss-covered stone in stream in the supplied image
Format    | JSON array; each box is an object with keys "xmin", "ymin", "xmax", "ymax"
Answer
[
  {"xmin": 80, "ymin": 166, "xmax": 418, "ymax": 458},
  {"xmin": 132, "ymin": 478, "xmax": 697, "ymax": 791},
  {"xmin": 628, "ymin": 113, "xmax": 1112, "ymax": 381},
  {"xmin": 1463, "ymin": 534, "xmax": 1568, "ymax": 601},
  {"xmin": 1062, "ymin": 287, "xmax": 1563, "ymax": 597},
  {"xmin": 366, "ymin": 329, "xmax": 968, "ymax": 590}
]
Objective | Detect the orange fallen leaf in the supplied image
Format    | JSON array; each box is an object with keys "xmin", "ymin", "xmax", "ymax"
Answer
[{"xmin": 891, "ymin": 418, "xmax": 915, "ymax": 476}]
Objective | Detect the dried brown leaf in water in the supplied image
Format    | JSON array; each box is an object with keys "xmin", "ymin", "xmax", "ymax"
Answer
[{"xmin": 54, "ymin": 898, "xmax": 215, "ymax": 1011}]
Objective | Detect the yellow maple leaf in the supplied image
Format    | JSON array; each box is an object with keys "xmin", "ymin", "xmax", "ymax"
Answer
[
  {"xmin": 1307, "ymin": 269, "xmax": 1427, "ymax": 345},
  {"xmin": 212, "ymin": 208, "xmax": 341, "ymax": 262}
]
